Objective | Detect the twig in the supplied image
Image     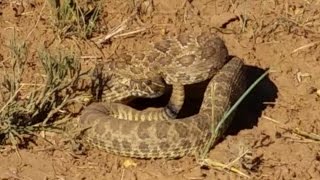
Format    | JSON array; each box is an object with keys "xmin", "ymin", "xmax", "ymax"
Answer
[
  {"xmin": 226, "ymin": 149, "xmax": 250, "ymax": 168},
  {"xmin": 26, "ymin": 1, "xmax": 47, "ymax": 41},
  {"xmin": 114, "ymin": 27, "xmax": 148, "ymax": 38},
  {"xmin": 96, "ymin": 20, "xmax": 127, "ymax": 44},
  {"xmin": 292, "ymin": 128, "xmax": 320, "ymax": 141},
  {"xmin": 80, "ymin": 55, "xmax": 103, "ymax": 59},
  {"xmin": 20, "ymin": 83, "xmax": 45, "ymax": 87},
  {"xmin": 0, "ymin": 85, "xmax": 24, "ymax": 113},
  {"xmin": 262, "ymin": 115, "xmax": 281, "ymax": 124},
  {"xmin": 291, "ymin": 41, "xmax": 320, "ymax": 54},
  {"xmin": 42, "ymin": 94, "xmax": 70, "ymax": 125},
  {"xmin": 202, "ymin": 159, "xmax": 250, "ymax": 178},
  {"xmin": 96, "ymin": 12, "xmax": 137, "ymax": 44},
  {"xmin": 262, "ymin": 115, "xmax": 320, "ymax": 142}
]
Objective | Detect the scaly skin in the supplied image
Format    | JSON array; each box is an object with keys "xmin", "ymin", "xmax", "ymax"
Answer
[{"xmin": 79, "ymin": 53, "xmax": 245, "ymax": 158}]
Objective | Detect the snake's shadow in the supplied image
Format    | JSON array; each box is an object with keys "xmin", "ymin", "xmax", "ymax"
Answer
[
  {"xmin": 229, "ymin": 65, "xmax": 278, "ymax": 134},
  {"xmin": 182, "ymin": 65, "xmax": 278, "ymax": 134},
  {"xmin": 129, "ymin": 65, "xmax": 278, "ymax": 134}
]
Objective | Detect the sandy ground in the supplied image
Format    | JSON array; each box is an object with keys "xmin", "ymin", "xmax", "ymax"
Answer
[{"xmin": 0, "ymin": 0, "xmax": 320, "ymax": 179}]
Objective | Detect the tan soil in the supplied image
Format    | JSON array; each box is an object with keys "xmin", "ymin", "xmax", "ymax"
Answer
[{"xmin": 0, "ymin": 0, "xmax": 320, "ymax": 179}]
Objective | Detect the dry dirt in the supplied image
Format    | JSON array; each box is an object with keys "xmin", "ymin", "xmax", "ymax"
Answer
[{"xmin": 0, "ymin": 0, "xmax": 320, "ymax": 179}]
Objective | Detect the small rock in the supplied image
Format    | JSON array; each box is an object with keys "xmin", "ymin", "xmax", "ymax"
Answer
[
  {"xmin": 123, "ymin": 159, "xmax": 137, "ymax": 168},
  {"xmin": 316, "ymin": 89, "xmax": 320, "ymax": 97},
  {"xmin": 296, "ymin": 72, "xmax": 311, "ymax": 83},
  {"xmin": 255, "ymin": 37, "xmax": 264, "ymax": 44}
]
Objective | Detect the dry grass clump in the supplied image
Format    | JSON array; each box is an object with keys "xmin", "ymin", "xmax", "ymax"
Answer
[
  {"xmin": 0, "ymin": 37, "xmax": 88, "ymax": 147},
  {"xmin": 48, "ymin": 0, "xmax": 101, "ymax": 39}
]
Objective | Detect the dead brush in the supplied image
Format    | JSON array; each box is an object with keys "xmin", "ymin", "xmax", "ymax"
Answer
[
  {"xmin": 0, "ymin": 38, "xmax": 88, "ymax": 147},
  {"xmin": 47, "ymin": 0, "xmax": 101, "ymax": 39}
]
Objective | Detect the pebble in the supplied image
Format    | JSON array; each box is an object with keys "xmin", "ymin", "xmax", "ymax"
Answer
[{"xmin": 316, "ymin": 89, "xmax": 320, "ymax": 97}]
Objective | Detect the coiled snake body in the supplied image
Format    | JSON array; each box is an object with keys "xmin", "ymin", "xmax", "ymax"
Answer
[{"xmin": 79, "ymin": 33, "xmax": 246, "ymax": 158}]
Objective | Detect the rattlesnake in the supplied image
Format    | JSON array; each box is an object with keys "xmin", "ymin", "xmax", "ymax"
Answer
[{"xmin": 79, "ymin": 32, "xmax": 246, "ymax": 158}]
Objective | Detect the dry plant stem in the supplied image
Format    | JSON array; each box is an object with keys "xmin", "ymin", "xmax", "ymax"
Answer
[
  {"xmin": 80, "ymin": 55, "xmax": 103, "ymax": 59},
  {"xmin": 291, "ymin": 41, "xmax": 320, "ymax": 54},
  {"xmin": 200, "ymin": 150, "xmax": 251, "ymax": 178},
  {"xmin": 26, "ymin": 1, "xmax": 47, "ymax": 41},
  {"xmin": 114, "ymin": 27, "xmax": 148, "ymax": 38},
  {"xmin": 96, "ymin": 11, "xmax": 137, "ymax": 44},
  {"xmin": 42, "ymin": 94, "xmax": 70, "ymax": 125},
  {"xmin": 202, "ymin": 159, "xmax": 250, "ymax": 178},
  {"xmin": 96, "ymin": 20, "xmax": 128, "ymax": 44},
  {"xmin": 226, "ymin": 149, "xmax": 250, "ymax": 168},
  {"xmin": 285, "ymin": 128, "xmax": 320, "ymax": 142},
  {"xmin": 262, "ymin": 115, "xmax": 320, "ymax": 142},
  {"xmin": 0, "ymin": 85, "xmax": 24, "ymax": 113},
  {"xmin": 292, "ymin": 128, "xmax": 320, "ymax": 141}
]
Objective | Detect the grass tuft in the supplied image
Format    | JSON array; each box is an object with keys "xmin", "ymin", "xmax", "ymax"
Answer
[
  {"xmin": 0, "ymin": 38, "xmax": 88, "ymax": 147},
  {"xmin": 48, "ymin": 0, "xmax": 101, "ymax": 39}
]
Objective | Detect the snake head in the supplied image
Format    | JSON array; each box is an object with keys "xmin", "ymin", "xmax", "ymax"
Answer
[
  {"xmin": 91, "ymin": 62, "xmax": 166, "ymax": 103},
  {"xmin": 103, "ymin": 74, "xmax": 166, "ymax": 102}
]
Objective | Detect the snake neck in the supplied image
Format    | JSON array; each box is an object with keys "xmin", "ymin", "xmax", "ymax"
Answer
[
  {"xmin": 164, "ymin": 84, "xmax": 185, "ymax": 119},
  {"xmin": 108, "ymin": 84, "xmax": 185, "ymax": 121}
]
